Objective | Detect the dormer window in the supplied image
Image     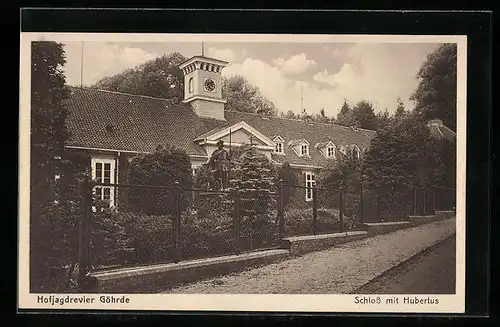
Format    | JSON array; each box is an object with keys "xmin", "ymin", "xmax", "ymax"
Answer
[
  {"xmin": 327, "ymin": 146, "xmax": 335, "ymax": 158},
  {"xmin": 301, "ymin": 144, "xmax": 309, "ymax": 156},
  {"xmin": 288, "ymin": 139, "xmax": 310, "ymax": 157},
  {"xmin": 315, "ymin": 141, "xmax": 336, "ymax": 159},
  {"xmin": 273, "ymin": 135, "xmax": 285, "ymax": 154}
]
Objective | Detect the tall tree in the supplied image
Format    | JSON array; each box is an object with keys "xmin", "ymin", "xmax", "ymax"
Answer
[
  {"xmin": 336, "ymin": 100, "xmax": 355, "ymax": 127},
  {"xmin": 351, "ymin": 100, "xmax": 378, "ymax": 130},
  {"xmin": 410, "ymin": 43, "xmax": 457, "ymax": 131},
  {"xmin": 94, "ymin": 52, "xmax": 187, "ymax": 103},
  {"xmin": 31, "ymin": 41, "xmax": 76, "ymax": 290},
  {"xmin": 222, "ymin": 75, "xmax": 277, "ymax": 116},
  {"xmin": 376, "ymin": 108, "xmax": 392, "ymax": 130},
  {"xmin": 362, "ymin": 113, "xmax": 443, "ymax": 189},
  {"xmin": 394, "ymin": 97, "xmax": 407, "ymax": 119}
]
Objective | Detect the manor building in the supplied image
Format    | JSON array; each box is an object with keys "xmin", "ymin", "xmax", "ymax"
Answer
[{"xmin": 64, "ymin": 54, "xmax": 377, "ymax": 206}]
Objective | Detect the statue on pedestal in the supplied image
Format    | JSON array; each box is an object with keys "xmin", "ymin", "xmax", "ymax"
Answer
[{"xmin": 208, "ymin": 140, "xmax": 231, "ymax": 190}]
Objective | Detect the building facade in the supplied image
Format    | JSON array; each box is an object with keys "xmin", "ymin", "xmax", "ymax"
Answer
[{"xmin": 64, "ymin": 54, "xmax": 377, "ymax": 206}]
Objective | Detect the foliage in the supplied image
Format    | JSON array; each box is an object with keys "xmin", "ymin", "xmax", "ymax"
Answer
[
  {"xmin": 351, "ymin": 100, "xmax": 379, "ymax": 130},
  {"xmin": 126, "ymin": 144, "xmax": 193, "ymax": 215},
  {"xmin": 230, "ymin": 145, "xmax": 278, "ymax": 247},
  {"xmin": 222, "ymin": 75, "xmax": 277, "ymax": 117},
  {"xmin": 90, "ymin": 199, "xmax": 133, "ymax": 268},
  {"xmin": 394, "ymin": 97, "xmax": 407, "ymax": 120},
  {"xmin": 30, "ymin": 41, "xmax": 83, "ymax": 291},
  {"xmin": 93, "ymin": 52, "xmax": 187, "ymax": 104},
  {"xmin": 193, "ymin": 163, "xmax": 234, "ymax": 226},
  {"xmin": 277, "ymin": 162, "xmax": 299, "ymax": 209},
  {"xmin": 336, "ymin": 100, "xmax": 355, "ymax": 127},
  {"xmin": 436, "ymin": 138, "xmax": 456, "ymax": 188},
  {"xmin": 376, "ymin": 108, "xmax": 392, "ymax": 130},
  {"xmin": 362, "ymin": 112, "xmax": 443, "ymax": 190},
  {"xmin": 336, "ymin": 100, "xmax": 378, "ymax": 130},
  {"xmin": 318, "ymin": 152, "xmax": 361, "ymax": 190},
  {"xmin": 410, "ymin": 43, "xmax": 457, "ymax": 131}
]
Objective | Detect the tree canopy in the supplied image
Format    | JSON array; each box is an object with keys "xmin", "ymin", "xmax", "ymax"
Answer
[
  {"xmin": 222, "ymin": 75, "xmax": 277, "ymax": 117},
  {"xmin": 336, "ymin": 100, "xmax": 378, "ymax": 130},
  {"xmin": 127, "ymin": 144, "xmax": 193, "ymax": 215},
  {"xmin": 30, "ymin": 41, "xmax": 78, "ymax": 290},
  {"xmin": 410, "ymin": 43, "xmax": 457, "ymax": 131},
  {"xmin": 93, "ymin": 52, "xmax": 187, "ymax": 103},
  {"xmin": 362, "ymin": 112, "xmax": 443, "ymax": 189},
  {"xmin": 92, "ymin": 53, "xmax": 279, "ymax": 116}
]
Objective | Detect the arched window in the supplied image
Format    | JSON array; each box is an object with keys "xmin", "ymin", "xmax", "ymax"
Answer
[{"xmin": 188, "ymin": 77, "xmax": 194, "ymax": 93}]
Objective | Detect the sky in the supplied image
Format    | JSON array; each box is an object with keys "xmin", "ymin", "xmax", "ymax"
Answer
[{"xmin": 61, "ymin": 40, "xmax": 441, "ymax": 117}]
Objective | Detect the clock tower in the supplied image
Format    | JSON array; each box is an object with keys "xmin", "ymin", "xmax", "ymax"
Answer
[{"xmin": 179, "ymin": 54, "xmax": 228, "ymax": 120}]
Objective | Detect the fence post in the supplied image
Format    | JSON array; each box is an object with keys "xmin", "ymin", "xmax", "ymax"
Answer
[
  {"xmin": 423, "ymin": 188, "xmax": 426, "ymax": 216},
  {"xmin": 359, "ymin": 184, "xmax": 364, "ymax": 225},
  {"xmin": 312, "ymin": 184, "xmax": 318, "ymax": 235},
  {"xmin": 234, "ymin": 189, "xmax": 241, "ymax": 255},
  {"xmin": 78, "ymin": 178, "xmax": 92, "ymax": 289},
  {"xmin": 391, "ymin": 185, "xmax": 395, "ymax": 221},
  {"xmin": 377, "ymin": 189, "xmax": 381, "ymax": 222},
  {"xmin": 278, "ymin": 179, "xmax": 284, "ymax": 240},
  {"xmin": 432, "ymin": 187, "xmax": 436, "ymax": 214},
  {"xmin": 339, "ymin": 187, "xmax": 344, "ymax": 233},
  {"xmin": 173, "ymin": 181, "xmax": 181, "ymax": 263},
  {"xmin": 413, "ymin": 187, "xmax": 417, "ymax": 215}
]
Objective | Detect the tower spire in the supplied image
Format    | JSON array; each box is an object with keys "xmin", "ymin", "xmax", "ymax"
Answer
[{"xmin": 201, "ymin": 41, "xmax": 204, "ymax": 56}]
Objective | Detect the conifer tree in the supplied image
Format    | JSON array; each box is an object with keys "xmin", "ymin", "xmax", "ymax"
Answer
[{"xmin": 230, "ymin": 145, "xmax": 277, "ymax": 248}]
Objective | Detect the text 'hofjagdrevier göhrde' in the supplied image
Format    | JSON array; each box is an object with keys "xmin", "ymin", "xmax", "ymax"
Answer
[
  {"xmin": 37, "ymin": 295, "xmax": 130, "ymax": 306},
  {"xmin": 354, "ymin": 296, "xmax": 440, "ymax": 305}
]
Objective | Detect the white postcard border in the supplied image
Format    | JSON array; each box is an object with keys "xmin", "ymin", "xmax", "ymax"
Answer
[{"xmin": 18, "ymin": 32, "xmax": 467, "ymax": 313}]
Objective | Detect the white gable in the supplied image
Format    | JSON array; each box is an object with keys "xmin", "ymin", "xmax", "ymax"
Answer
[{"xmin": 272, "ymin": 135, "xmax": 285, "ymax": 143}]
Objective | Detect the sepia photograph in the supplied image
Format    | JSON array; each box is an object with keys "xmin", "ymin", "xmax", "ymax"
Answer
[{"xmin": 19, "ymin": 33, "xmax": 466, "ymax": 312}]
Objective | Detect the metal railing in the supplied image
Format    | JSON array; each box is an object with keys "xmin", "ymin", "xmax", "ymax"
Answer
[{"xmin": 77, "ymin": 179, "xmax": 456, "ymax": 289}]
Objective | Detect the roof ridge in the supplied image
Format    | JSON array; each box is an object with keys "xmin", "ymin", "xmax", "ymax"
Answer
[
  {"xmin": 69, "ymin": 86, "xmax": 174, "ymax": 102},
  {"xmin": 439, "ymin": 124, "xmax": 457, "ymax": 136},
  {"xmin": 225, "ymin": 110, "xmax": 376, "ymax": 133}
]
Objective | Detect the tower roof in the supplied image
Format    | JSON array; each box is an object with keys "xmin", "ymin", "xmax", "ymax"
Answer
[{"xmin": 178, "ymin": 55, "xmax": 229, "ymax": 70}]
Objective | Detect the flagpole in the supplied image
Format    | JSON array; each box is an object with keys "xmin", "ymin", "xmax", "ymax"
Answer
[{"xmin": 80, "ymin": 41, "xmax": 84, "ymax": 88}]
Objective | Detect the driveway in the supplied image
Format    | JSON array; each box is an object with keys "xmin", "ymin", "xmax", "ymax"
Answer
[{"xmin": 163, "ymin": 218, "xmax": 456, "ymax": 294}]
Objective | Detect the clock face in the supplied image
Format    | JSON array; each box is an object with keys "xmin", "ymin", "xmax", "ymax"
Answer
[{"xmin": 204, "ymin": 78, "xmax": 216, "ymax": 92}]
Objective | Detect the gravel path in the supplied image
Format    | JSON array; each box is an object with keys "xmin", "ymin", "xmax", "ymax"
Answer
[{"xmin": 164, "ymin": 218, "xmax": 456, "ymax": 294}]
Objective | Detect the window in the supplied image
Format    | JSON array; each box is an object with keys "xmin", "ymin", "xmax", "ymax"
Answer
[
  {"xmin": 188, "ymin": 77, "xmax": 194, "ymax": 93},
  {"xmin": 301, "ymin": 144, "xmax": 309, "ymax": 156},
  {"xmin": 305, "ymin": 172, "xmax": 316, "ymax": 201},
  {"xmin": 327, "ymin": 146, "xmax": 335, "ymax": 158},
  {"xmin": 92, "ymin": 158, "xmax": 115, "ymax": 207},
  {"xmin": 275, "ymin": 142, "xmax": 284, "ymax": 154}
]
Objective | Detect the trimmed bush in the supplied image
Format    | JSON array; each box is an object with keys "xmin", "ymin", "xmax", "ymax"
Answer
[{"xmin": 126, "ymin": 144, "xmax": 193, "ymax": 215}]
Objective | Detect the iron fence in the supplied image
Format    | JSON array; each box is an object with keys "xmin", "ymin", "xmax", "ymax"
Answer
[{"xmin": 77, "ymin": 179, "xmax": 456, "ymax": 288}]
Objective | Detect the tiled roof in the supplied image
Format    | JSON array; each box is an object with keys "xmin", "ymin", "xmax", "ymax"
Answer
[
  {"xmin": 315, "ymin": 141, "xmax": 333, "ymax": 149},
  {"xmin": 64, "ymin": 87, "xmax": 209, "ymax": 156},
  {"xmin": 64, "ymin": 87, "xmax": 376, "ymax": 167},
  {"xmin": 428, "ymin": 123, "xmax": 456, "ymax": 142}
]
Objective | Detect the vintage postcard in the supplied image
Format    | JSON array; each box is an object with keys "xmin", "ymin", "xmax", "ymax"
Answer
[{"xmin": 19, "ymin": 32, "xmax": 466, "ymax": 313}]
